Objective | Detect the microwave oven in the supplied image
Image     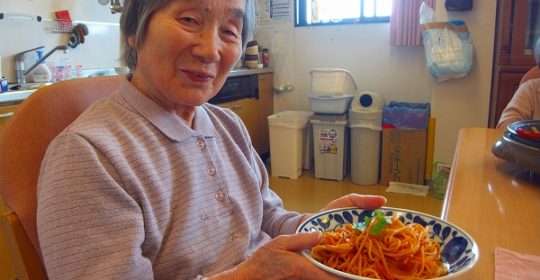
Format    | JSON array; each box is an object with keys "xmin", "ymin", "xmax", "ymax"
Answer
[{"xmin": 208, "ymin": 74, "xmax": 259, "ymax": 105}]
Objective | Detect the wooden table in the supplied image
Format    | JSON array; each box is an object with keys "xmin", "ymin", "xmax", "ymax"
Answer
[{"xmin": 442, "ymin": 128, "xmax": 540, "ymax": 279}]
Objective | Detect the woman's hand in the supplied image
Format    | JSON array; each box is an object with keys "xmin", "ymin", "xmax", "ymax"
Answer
[
  {"xmin": 301, "ymin": 194, "xmax": 387, "ymax": 224},
  {"xmin": 209, "ymin": 194, "xmax": 387, "ymax": 280},
  {"xmin": 319, "ymin": 194, "xmax": 386, "ymax": 212},
  {"xmin": 230, "ymin": 231, "xmax": 345, "ymax": 280}
]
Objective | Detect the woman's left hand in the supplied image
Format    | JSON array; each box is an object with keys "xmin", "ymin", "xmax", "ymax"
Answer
[
  {"xmin": 320, "ymin": 194, "xmax": 386, "ymax": 211},
  {"xmin": 301, "ymin": 194, "xmax": 387, "ymax": 224}
]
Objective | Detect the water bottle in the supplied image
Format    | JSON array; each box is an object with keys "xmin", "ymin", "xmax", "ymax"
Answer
[{"xmin": 62, "ymin": 58, "xmax": 72, "ymax": 80}]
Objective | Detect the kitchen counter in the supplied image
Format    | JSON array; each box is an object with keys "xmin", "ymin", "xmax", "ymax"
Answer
[
  {"xmin": 0, "ymin": 67, "xmax": 273, "ymax": 106},
  {"xmin": 442, "ymin": 128, "xmax": 540, "ymax": 279},
  {"xmin": 229, "ymin": 67, "xmax": 273, "ymax": 77},
  {"xmin": 0, "ymin": 89, "xmax": 35, "ymax": 105}
]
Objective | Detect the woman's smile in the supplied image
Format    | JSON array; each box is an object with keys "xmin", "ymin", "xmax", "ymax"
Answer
[{"xmin": 181, "ymin": 69, "xmax": 215, "ymax": 84}]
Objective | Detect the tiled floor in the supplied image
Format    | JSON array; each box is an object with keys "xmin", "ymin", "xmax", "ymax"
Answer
[{"xmin": 269, "ymin": 169, "xmax": 444, "ymax": 217}]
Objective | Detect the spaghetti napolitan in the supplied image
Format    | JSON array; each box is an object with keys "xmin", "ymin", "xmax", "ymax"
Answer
[{"xmin": 310, "ymin": 213, "xmax": 447, "ymax": 279}]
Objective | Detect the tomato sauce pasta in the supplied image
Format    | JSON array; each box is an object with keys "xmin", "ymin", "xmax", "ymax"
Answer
[{"xmin": 310, "ymin": 216, "xmax": 447, "ymax": 279}]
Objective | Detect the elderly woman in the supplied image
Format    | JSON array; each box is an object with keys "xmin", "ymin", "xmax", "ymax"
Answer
[
  {"xmin": 497, "ymin": 38, "xmax": 540, "ymax": 128},
  {"xmin": 36, "ymin": 0, "xmax": 386, "ymax": 279}
]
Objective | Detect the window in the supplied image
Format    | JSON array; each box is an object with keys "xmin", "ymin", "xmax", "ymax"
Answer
[{"xmin": 295, "ymin": 0, "xmax": 392, "ymax": 27}]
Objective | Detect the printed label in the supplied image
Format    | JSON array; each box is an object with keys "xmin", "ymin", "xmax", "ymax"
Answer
[{"xmin": 318, "ymin": 129, "xmax": 338, "ymax": 154}]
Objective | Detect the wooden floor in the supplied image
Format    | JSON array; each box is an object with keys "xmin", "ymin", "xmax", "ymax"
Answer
[{"xmin": 269, "ymin": 169, "xmax": 444, "ymax": 217}]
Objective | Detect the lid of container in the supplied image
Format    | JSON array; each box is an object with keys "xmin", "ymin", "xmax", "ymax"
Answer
[
  {"xmin": 310, "ymin": 113, "xmax": 348, "ymax": 123},
  {"xmin": 267, "ymin": 111, "xmax": 314, "ymax": 128},
  {"xmin": 308, "ymin": 94, "xmax": 354, "ymax": 100},
  {"xmin": 309, "ymin": 68, "xmax": 357, "ymax": 95},
  {"xmin": 269, "ymin": 110, "xmax": 314, "ymax": 121},
  {"xmin": 350, "ymin": 91, "xmax": 385, "ymax": 111},
  {"xmin": 246, "ymin": 40, "xmax": 258, "ymax": 47},
  {"xmin": 348, "ymin": 110, "xmax": 382, "ymax": 120}
]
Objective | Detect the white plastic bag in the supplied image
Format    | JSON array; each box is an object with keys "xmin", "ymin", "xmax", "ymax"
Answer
[
  {"xmin": 419, "ymin": 1, "xmax": 435, "ymax": 25},
  {"xmin": 421, "ymin": 20, "xmax": 474, "ymax": 81}
]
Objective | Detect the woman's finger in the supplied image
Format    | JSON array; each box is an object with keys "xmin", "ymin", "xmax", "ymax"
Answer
[
  {"xmin": 270, "ymin": 231, "xmax": 322, "ymax": 252},
  {"xmin": 322, "ymin": 194, "xmax": 386, "ymax": 211}
]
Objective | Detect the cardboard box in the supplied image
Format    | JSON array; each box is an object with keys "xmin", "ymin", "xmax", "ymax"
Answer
[{"xmin": 380, "ymin": 128, "xmax": 427, "ymax": 186}]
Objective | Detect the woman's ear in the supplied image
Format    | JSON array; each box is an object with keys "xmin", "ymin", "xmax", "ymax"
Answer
[{"xmin": 128, "ymin": 36, "xmax": 137, "ymax": 49}]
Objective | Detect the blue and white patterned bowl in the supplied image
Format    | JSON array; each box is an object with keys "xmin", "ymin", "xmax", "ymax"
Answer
[{"xmin": 296, "ymin": 207, "xmax": 479, "ymax": 280}]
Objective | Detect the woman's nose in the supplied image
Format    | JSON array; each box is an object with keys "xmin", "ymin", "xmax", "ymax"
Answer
[{"xmin": 192, "ymin": 28, "xmax": 221, "ymax": 63}]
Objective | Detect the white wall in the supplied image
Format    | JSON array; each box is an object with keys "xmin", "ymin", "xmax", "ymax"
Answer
[
  {"xmin": 256, "ymin": 0, "xmax": 497, "ymax": 165},
  {"xmin": 0, "ymin": 0, "xmax": 121, "ymax": 83},
  {"xmin": 1, "ymin": 0, "xmax": 497, "ymax": 164},
  {"xmin": 431, "ymin": 0, "xmax": 497, "ymax": 164},
  {"xmin": 256, "ymin": 22, "xmax": 432, "ymax": 111}
]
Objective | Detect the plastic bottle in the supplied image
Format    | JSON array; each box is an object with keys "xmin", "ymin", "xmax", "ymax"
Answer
[
  {"xmin": 262, "ymin": 48, "xmax": 270, "ymax": 67},
  {"xmin": 61, "ymin": 57, "xmax": 72, "ymax": 80},
  {"xmin": 312, "ymin": 0, "xmax": 320, "ymax": 23},
  {"xmin": 31, "ymin": 50, "xmax": 52, "ymax": 83}
]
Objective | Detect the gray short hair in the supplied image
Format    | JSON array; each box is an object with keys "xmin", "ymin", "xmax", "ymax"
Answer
[{"xmin": 119, "ymin": 0, "xmax": 255, "ymax": 70}]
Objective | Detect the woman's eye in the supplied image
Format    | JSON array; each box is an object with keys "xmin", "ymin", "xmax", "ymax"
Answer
[
  {"xmin": 179, "ymin": 17, "xmax": 198, "ymax": 25},
  {"xmin": 223, "ymin": 29, "xmax": 240, "ymax": 38}
]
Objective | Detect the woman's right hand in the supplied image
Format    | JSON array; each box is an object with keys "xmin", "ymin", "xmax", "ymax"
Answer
[{"xmin": 230, "ymin": 231, "xmax": 345, "ymax": 280}]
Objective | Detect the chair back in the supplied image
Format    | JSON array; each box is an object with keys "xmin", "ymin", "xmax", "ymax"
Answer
[{"xmin": 0, "ymin": 75, "xmax": 121, "ymax": 279}]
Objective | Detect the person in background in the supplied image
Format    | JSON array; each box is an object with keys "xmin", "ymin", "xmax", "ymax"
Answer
[
  {"xmin": 497, "ymin": 38, "xmax": 540, "ymax": 128},
  {"xmin": 36, "ymin": 0, "xmax": 386, "ymax": 279}
]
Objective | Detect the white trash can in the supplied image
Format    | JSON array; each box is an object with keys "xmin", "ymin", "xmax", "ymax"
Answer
[
  {"xmin": 311, "ymin": 114, "xmax": 349, "ymax": 181},
  {"xmin": 268, "ymin": 111, "xmax": 313, "ymax": 179},
  {"xmin": 349, "ymin": 92, "xmax": 385, "ymax": 185}
]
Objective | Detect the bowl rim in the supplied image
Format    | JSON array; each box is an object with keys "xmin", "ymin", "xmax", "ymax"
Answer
[{"xmin": 296, "ymin": 206, "xmax": 480, "ymax": 280}]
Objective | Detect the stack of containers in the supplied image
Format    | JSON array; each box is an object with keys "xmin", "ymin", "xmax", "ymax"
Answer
[
  {"xmin": 308, "ymin": 68, "xmax": 357, "ymax": 180},
  {"xmin": 244, "ymin": 40, "xmax": 259, "ymax": 69}
]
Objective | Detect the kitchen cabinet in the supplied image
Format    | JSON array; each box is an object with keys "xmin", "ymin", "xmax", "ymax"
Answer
[
  {"xmin": 0, "ymin": 104, "xmax": 18, "ymax": 135},
  {"xmin": 0, "ymin": 104, "xmax": 18, "ymax": 280},
  {"xmin": 219, "ymin": 73, "xmax": 273, "ymax": 159},
  {"xmin": 490, "ymin": 0, "xmax": 539, "ymax": 127}
]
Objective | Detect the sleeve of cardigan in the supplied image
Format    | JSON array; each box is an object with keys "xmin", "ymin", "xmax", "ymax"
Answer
[
  {"xmin": 497, "ymin": 81, "xmax": 536, "ymax": 129},
  {"xmin": 222, "ymin": 107, "xmax": 305, "ymax": 237},
  {"xmin": 37, "ymin": 133, "xmax": 154, "ymax": 280},
  {"xmin": 241, "ymin": 126, "xmax": 305, "ymax": 237}
]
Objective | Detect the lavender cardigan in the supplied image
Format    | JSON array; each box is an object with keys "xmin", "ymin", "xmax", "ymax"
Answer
[{"xmin": 37, "ymin": 78, "xmax": 302, "ymax": 279}]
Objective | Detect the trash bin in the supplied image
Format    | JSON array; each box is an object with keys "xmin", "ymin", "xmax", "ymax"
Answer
[
  {"xmin": 348, "ymin": 92, "xmax": 385, "ymax": 185},
  {"xmin": 311, "ymin": 114, "xmax": 348, "ymax": 180},
  {"xmin": 268, "ymin": 111, "xmax": 314, "ymax": 179},
  {"xmin": 380, "ymin": 102, "xmax": 431, "ymax": 186}
]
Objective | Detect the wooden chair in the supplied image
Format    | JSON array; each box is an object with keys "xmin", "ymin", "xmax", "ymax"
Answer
[
  {"xmin": 520, "ymin": 65, "xmax": 540, "ymax": 84},
  {"xmin": 0, "ymin": 75, "xmax": 121, "ymax": 279}
]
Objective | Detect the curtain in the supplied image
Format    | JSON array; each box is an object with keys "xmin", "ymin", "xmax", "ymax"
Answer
[{"xmin": 390, "ymin": 0, "xmax": 435, "ymax": 46}]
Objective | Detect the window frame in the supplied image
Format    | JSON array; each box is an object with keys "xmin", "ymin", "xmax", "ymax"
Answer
[{"xmin": 294, "ymin": 0, "xmax": 391, "ymax": 27}]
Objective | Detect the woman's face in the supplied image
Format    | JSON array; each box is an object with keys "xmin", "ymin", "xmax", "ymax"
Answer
[{"xmin": 129, "ymin": 0, "xmax": 245, "ymax": 116}]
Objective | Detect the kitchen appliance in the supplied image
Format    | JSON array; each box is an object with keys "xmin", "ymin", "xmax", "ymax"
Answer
[
  {"xmin": 208, "ymin": 74, "xmax": 258, "ymax": 105},
  {"xmin": 492, "ymin": 120, "xmax": 540, "ymax": 173}
]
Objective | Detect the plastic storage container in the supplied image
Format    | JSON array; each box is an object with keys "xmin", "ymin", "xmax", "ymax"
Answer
[
  {"xmin": 311, "ymin": 114, "xmax": 349, "ymax": 180},
  {"xmin": 348, "ymin": 92, "xmax": 385, "ymax": 185},
  {"xmin": 268, "ymin": 111, "xmax": 314, "ymax": 179},
  {"xmin": 309, "ymin": 95, "xmax": 354, "ymax": 114},
  {"xmin": 309, "ymin": 68, "xmax": 357, "ymax": 114},
  {"xmin": 309, "ymin": 68, "xmax": 357, "ymax": 95}
]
